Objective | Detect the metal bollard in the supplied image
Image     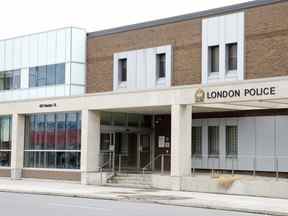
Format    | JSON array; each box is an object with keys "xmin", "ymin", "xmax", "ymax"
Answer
[
  {"xmin": 161, "ymin": 154, "xmax": 164, "ymax": 175},
  {"xmin": 118, "ymin": 154, "xmax": 122, "ymax": 173}
]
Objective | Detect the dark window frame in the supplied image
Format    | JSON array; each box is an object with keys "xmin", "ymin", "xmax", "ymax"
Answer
[
  {"xmin": 118, "ymin": 58, "xmax": 127, "ymax": 82},
  {"xmin": 208, "ymin": 45, "xmax": 219, "ymax": 73},
  {"xmin": 226, "ymin": 43, "xmax": 238, "ymax": 71},
  {"xmin": 156, "ymin": 53, "xmax": 166, "ymax": 79}
]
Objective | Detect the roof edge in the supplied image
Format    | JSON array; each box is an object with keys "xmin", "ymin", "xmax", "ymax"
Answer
[{"xmin": 87, "ymin": 0, "xmax": 287, "ymax": 38}]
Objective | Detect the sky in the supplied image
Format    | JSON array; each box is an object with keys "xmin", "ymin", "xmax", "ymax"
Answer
[{"xmin": 0, "ymin": 0, "xmax": 252, "ymax": 39}]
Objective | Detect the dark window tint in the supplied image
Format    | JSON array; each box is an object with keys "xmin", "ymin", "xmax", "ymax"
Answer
[
  {"xmin": 208, "ymin": 126, "xmax": 219, "ymax": 157},
  {"xmin": 56, "ymin": 63, "xmax": 65, "ymax": 84},
  {"xmin": 226, "ymin": 126, "xmax": 238, "ymax": 157},
  {"xmin": 46, "ymin": 64, "xmax": 56, "ymax": 85},
  {"xmin": 192, "ymin": 127, "xmax": 202, "ymax": 156},
  {"xmin": 156, "ymin": 53, "xmax": 166, "ymax": 78},
  {"xmin": 118, "ymin": 58, "xmax": 127, "ymax": 82},
  {"xmin": 227, "ymin": 43, "xmax": 237, "ymax": 71},
  {"xmin": 209, "ymin": 46, "xmax": 219, "ymax": 73}
]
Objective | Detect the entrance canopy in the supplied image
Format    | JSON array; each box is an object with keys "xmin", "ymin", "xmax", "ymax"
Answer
[{"xmin": 0, "ymin": 76, "xmax": 287, "ymax": 115}]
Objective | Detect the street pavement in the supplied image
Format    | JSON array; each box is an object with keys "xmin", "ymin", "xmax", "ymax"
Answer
[{"xmin": 0, "ymin": 192, "xmax": 263, "ymax": 216}]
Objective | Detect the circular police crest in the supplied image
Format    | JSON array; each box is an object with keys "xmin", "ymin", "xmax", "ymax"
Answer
[{"xmin": 195, "ymin": 88, "xmax": 205, "ymax": 103}]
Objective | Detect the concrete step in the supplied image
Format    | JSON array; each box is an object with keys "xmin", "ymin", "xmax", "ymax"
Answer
[
  {"xmin": 107, "ymin": 174, "xmax": 153, "ymax": 188},
  {"xmin": 105, "ymin": 183, "xmax": 153, "ymax": 189}
]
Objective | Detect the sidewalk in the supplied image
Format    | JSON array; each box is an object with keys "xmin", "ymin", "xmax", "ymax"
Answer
[{"xmin": 0, "ymin": 178, "xmax": 287, "ymax": 215}]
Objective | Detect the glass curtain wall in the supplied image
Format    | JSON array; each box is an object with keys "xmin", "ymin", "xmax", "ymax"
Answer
[
  {"xmin": 0, "ymin": 116, "xmax": 12, "ymax": 167},
  {"xmin": 24, "ymin": 112, "xmax": 81, "ymax": 169}
]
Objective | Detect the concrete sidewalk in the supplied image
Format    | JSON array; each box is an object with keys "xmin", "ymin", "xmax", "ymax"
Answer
[{"xmin": 0, "ymin": 178, "xmax": 287, "ymax": 216}]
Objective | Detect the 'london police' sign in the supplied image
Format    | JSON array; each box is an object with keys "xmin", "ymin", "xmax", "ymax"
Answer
[{"xmin": 195, "ymin": 86, "xmax": 277, "ymax": 102}]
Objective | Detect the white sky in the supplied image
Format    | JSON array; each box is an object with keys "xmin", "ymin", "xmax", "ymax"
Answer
[{"xmin": 0, "ymin": 0, "xmax": 252, "ymax": 39}]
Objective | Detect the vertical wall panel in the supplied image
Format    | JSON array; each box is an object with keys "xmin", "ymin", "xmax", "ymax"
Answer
[
  {"xmin": 0, "ymin": 41, "xmax": 5, "ymax": 71},
  {"xmin": 21, "ymin": 36, "xmax": 29, "ymax": 68},
  {"xmin": 71, "ymin": 28, "xmax": 86, "ymax": 63},
  {"xmin": 56, "ymin": 29, "xmax": 66, "ymax": 64},
  {"xmin": 5, "ymin": 39, "xmax": 13, "ymax": 70},
  {"xmin": 276, "ymin": 116, "xmax": 288, "ymax": 172},
  {"xmin": 13, "ymin": 38, "xmax": 22, "ymax": 69},
  {"xmin": 38, "ymin": 33, "xmax": 48, "ymax": 66},
  {"xmin": 47, "ymin": 31, "xmax": 57, "ymax": 65},
  {"xmin": 29, "ymin": 35, "xmax": 38, "ymax": 67}
]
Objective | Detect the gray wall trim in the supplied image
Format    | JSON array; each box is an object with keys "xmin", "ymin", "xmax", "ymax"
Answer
[{"xmin": 88, "ymin": 0, "xmax": 287, "ymax": 38}]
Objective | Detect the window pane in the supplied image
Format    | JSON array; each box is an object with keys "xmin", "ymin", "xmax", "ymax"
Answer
[
  {"xmin": 4, "ymin": 71, "xmax": 13, "ymax": 90},
  {"xmin": 156, "ymin": 53, "xmax": 166, "ymax": 78},
  {"xmin": 56, "ymin": 113, "xmax": 66, "ymax": 150},
  {"xmin": 118, "ymin": 59, "xmax": 127, "ymax": 82},
  {"xmin": 0, "ymin": 116, "xmax": 11, "ymax": 150},
  {"xmin": 66, "ymin": 113, "xmax": 78, "ymax": 150},
  {"xmin": 227, "ymin": 43, "xmax": 238, "ymax": 71},
  {"xmin": 128, "ymin": 114, "xmax": 140, "ymax": 127},
  {"xmin": 46, "ymin": 64, "xmax": 56, "ymax": 85},
  {"xmin": 192, "ymin": 127, "xmax": 202, "ymax": 156},
  {"xmin": 0, "ymin": 72, "xmax": 5, "ymax": 90},
  {"xmin": 45, "ymin": 114, "xmax": 55, "ymax": 150},
  {"xmin": 113, "ymin": 113, "xmax": 126, "ymax": 126},
  {"xmin": 209, "ymin": 46, "xmax": 219, "ymax": 73},
  {"xmin": 37, "ymin": 66, "xmax": 47, "ymax": 86},
  {"xmin": 12, "ymin": 70, "xmax": 21, "ymax": 89},
  {"xmin": 55, "ymin": 63, "xmax": 65, "ymax": 84},
  {"xmin": 0, "ymin": 151, "xmax": 11, "ymax": 167},
  {"xmin": 101, "ymin": 112, "xmax": 112, "ymax": 125},
  {"xmin": 226, "ymin": 126, "xmax": 238, "ymax": 156},
  {"xmin": 29, "ymin": 67, "xmax": 37, "ymax": 87},
  {"xmin": 208, "ymin": 126, "xmax": 219, "ymax": 157},
  {"xmin": 35, "ymin": 114, "xmax": 45, "ymax": 150}
]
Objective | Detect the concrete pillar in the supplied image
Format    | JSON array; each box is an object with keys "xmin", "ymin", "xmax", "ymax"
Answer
[
  {"xmin": 80, "ymin": 110, "xmax": 101, "ymax": 185},
  {"xmin": 11, "ymin": 114, "xmax": 25, "ymax": 180},
  {"xmin": 171, "ymin": 104, "xmax": 192, "ymax": 177}
]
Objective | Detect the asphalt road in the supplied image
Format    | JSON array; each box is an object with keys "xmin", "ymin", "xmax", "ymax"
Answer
[{"xmin": 0, "ymin": 192, "xmax": 263, "ymax": 216}]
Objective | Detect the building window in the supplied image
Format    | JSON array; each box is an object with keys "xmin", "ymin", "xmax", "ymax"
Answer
[
  {"xmin": 29, "ymin": 63, "xmax": 65, "ymax": 87},
  {"xmin": 192, "ymin": 127, "xmax": 202, "ymax": 157},
  {"xmin": 156, "ymin": 53, "xmax": 166, "ymax": 79},
  {"xmin": 24, "ymin": 112, "xmax": 81, "ymax": 169},
  {"xmin": 118, "ymin": 58, "xmax": 127, "ymax": 82},
  {"xmin": 208, "ymin": 46, "xmax": 219, "ymax": 73},
  {"xmin": 0, "ymin": 70, "xmax": 21, "ymax": 91},
  {"xmin": 0, "ymin": 116, "xmax": 11, "ymax": 167},
  {"xmin": 226, "ymin": 43, "xmax": 237, "ymax": 71},
  {"xmin": 226, "ymin": 126, "xmax": 238, "ymax": 157},
  {"xmin": 208, "ymin": 126, "xmax": 219, "ymax": 157}
]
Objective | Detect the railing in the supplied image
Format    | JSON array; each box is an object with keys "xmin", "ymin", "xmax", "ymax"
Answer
[
  {"xmin": 191, "ymin": 154, "xmax": 287, "ymax": 180},
  {"xmin": 142, "ymin": 154, "xmax": 170, "ymax": 175}
]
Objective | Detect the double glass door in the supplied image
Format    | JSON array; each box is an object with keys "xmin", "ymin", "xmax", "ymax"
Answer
[{"xmin": 100, "ymin": 132, "xmax": 151, "ymax": 172}]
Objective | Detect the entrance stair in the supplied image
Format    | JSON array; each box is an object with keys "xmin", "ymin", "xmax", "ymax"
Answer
[{"xmin": 106, "ymin": 173, "xmax": 153, "ymax": 189}]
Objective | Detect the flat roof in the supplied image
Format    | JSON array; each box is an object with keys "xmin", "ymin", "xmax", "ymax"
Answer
[{"xmin": 88, "ymin": 0, "xmax": 286, "ymax": 38}]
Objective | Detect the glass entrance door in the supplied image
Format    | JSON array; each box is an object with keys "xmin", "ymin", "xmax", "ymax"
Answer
[{"xmin": 139, "ymin": 134, "xmax": 151, "ymax": 169}]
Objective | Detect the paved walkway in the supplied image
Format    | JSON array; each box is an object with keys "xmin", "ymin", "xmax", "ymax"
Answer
[{"xmin": 0, "ymin": 178, "xmax": 287, "ymax": 215}]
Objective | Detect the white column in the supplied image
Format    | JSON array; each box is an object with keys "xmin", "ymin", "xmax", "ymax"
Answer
[
  {"xmin": 11, "ymin": 114, "xmax": 25, "ymax": 180},
  {"xmin": 171, "ymin": 104, "xmax": 192, "ymax": 177},
  {"xmin": 80, "ymin": 110, "xmax": 101, "ymax": 185}
]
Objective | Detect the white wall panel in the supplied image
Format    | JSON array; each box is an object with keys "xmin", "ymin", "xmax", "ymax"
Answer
[
  {"xmin": 13, "ymin": 38, "xmax": 22, "ymax": 69},
  {"xmin": 29, "ymin": 35, "xmax": 38, "ymax": 67},
  {"xmin": 56, "ymin": 29, "xmax": 66, "ymax": 64},
  {"xmin": 21, "ymin": 36, "xmax": 29, "ymax": 68},
  {"xmin": 38, "ymin": 33, "xmax": 48, "ymax": 66},
  {"xmin": 71, "ymin": 28, "xmax": 86, "ymax": 63},
  {"xmin": 5, "ymin": 39, "xmax": 13, "ymax": 70},
  {"xmin": 70, "ymin": 63, "xmax": 85, "ymax": 85},
  {"xmin": 113, "ymin": 45, "xmax": 172, "ymax": 91},
  {"xmin": 276, "ymin": 116, "xmax": 288, "ymax": 172},
  {"xmin": 47, "ymin": 31, "xmax": 57, "ymax": 65},
  {"xmin": 202, "ymin": 12, "xmax": 245, "ymax": 84},
  {"xmin": 0, "ymin": 41, "xmax": 5, "ymax": 71}
]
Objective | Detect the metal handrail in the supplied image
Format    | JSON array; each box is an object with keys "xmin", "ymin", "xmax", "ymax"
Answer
[{"xmin": 142, "ymin": 154, "xmax": 163, "ymax": 175}]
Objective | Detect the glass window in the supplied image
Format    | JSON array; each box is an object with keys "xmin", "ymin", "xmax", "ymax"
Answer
[
  {"xmin": 46, "ymin": 64, "xmax": 56, "ymax": 85},
  {"xmin": 101, "ymin": 112, "xmax": 112, "ymax": 125},
  {"xmin": 209, "ymin": 46, "xmax": 219, "ymax": 73},
  {"xmin": 0, "ymin": 72, "xmax": 5, "ymax": 90},
  {"xmin": 55, "ymin": 63, "xmax": 65, "ymax": 85},
  {"xmin": 24, "ymin": 112, "xmax": 81, "ymax": 169},
  {"xmin": 4, "ymin": 71, "xmax": 13, "ymax": 90},
  {"xmin": 12, "ymin": 70, "xmax": 21, "ymax": 89},
  {"xmin": 113, "ymin": 113, "xmax": 127, "ymax": 126},
  {"xmin": 118, "ymin": 58, "xmax": 127, "ymax": 82},
  {"xmin": 0, "ymin": 116, "xmax": 11, "ymax": 167},
  {"xmin": 156, "ymin": 53, "xmax": 166, "ymax": 79},
  {"xmin": 37, "ymin": 66, "xmax": 47, "ymax": 86},
  {"xmin": 29, "ymin": 67, "xmax": 38, "ymax": 87},
  {"xmin": 208, "ymin": 126, "xmax": 219, "ymax": 157},
  {"xmin": 226, "ymin": 126, "xmax": 238, "ymax": 157},
  {"xmin": 226, "ymin": 43, "xmax": 237, "ymax": 71},
  {"xmin": 192, "ymin": 127, "xmax": 202, "ymax": 156},
  {"xmin": 128, "ymin": 114, "xmax": 140, "ymax": 127}
]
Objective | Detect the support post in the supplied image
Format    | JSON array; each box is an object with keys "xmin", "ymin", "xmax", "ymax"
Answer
[
  {"xmin": 80, "ymin": 110, "xmax": 101, "ymax": 185},
  {"xmin": 11, "ymin": 114, "xmax": 25, "ymax": 180},
  {"xmin": 171, "ymin": 104, "xmax": 192, "ymax": 177}
]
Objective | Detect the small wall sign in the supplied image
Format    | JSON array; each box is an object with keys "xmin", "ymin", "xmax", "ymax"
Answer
[{"xmin": 39, "ymin": 103, "xmax": 57, "ymax": 108}]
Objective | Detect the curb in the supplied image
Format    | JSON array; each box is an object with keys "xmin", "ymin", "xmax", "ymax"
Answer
[{"xmin": 0, "ymin": 188, "xmax": 287, "ymax": 216}]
